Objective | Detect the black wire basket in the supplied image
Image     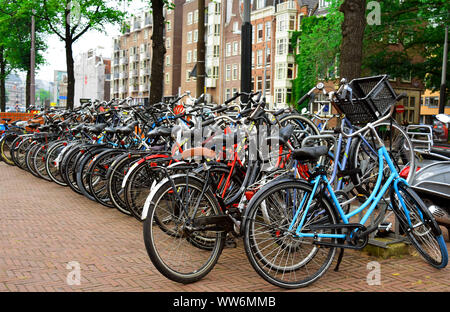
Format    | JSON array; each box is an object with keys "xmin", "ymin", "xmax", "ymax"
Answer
[{"xmin": 333, "ymin": 75, "xmax": 397, "ymax": 125}]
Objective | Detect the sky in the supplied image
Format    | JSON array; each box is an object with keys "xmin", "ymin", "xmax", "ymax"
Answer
[{"xmin": 35, "ymin": 1, "xmax": 148, "ymax": 82}]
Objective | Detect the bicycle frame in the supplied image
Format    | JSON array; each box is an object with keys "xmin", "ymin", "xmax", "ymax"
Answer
[{"xmin": 289, "ymin": 144, "xmax": 408, "ymax": 239}]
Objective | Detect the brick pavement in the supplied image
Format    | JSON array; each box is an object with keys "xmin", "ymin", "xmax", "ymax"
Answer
[{"xmin": 0, "ymin": 162, "xmax": 449, "ymax": 292}]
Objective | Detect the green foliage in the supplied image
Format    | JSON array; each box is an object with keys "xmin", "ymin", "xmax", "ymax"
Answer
[
  {"xmin": 362, "ymin": 0, "xmax": 450, "ymax": 92},
  {"xmin": 36, "ymin": 88, "xmax": 50, "ymax": 104},
  {"xmin": 290, "ymin": 0, "xmax": 343, "ymax": 110}
]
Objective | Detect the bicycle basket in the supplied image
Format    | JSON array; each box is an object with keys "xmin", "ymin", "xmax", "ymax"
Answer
[{"xmin": 333, "ymin": 75, "xmax": 397, "ymax": 125}]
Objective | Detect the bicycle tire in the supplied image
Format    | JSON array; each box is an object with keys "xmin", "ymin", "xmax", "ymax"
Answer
[
  {"xmin": 390, "ymin": 182, "xmax": 448, "ymax": 269},
  {"xmin": 143, "ymin": 175, "xmax": 226, "ymax": 284}
]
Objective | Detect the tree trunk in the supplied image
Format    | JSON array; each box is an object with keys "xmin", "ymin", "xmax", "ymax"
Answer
[
  {"xmin": 196, "ymin": 0, "xmax": 206, "ymax": 98},
  {"xmin": 26, "ymin": 69, "xmax": 31, "ymax": 109},
  {"xmin": 65, "ymin": 40, "xmax": 75, "ymax": 110},
  {"xmin": 339, "ymin": 0, "xmax": 367, "ymax": 81},
  {"xmin": 149, "ymin": 0, "xmax": 166, "ymax": 106},
  {"xmin": 0, "ymin": 47, "xmax": 6, "ymax": 112}
]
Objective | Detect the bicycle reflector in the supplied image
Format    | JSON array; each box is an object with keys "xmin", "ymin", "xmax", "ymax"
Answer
[{"xmin": 245, "ymin": 191, "xmax": 255, "ymax": 201}]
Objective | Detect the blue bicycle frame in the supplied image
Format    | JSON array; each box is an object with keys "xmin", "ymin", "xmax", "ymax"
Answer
[{"xmin": 289, "ymin": 144, "xmax": 408, "ymax": 239}]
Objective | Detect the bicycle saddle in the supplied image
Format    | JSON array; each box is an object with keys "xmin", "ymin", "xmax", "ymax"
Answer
[
  {"xmin": 147, "ymin": 126, "xmax": 172, "ymax": 138},
  {"xmin": 292, "ymin": 146, "xmax": 329, "ymax": 161},
  {"xmin": 266, "ymin": 124, "xmax": 294, "ymax": 146},
  {"xmin": 85, "ymin": 123, "xmax": 107, "ymax": 134},
  {"xmin": 27, "ymin": 123, "xmax": 41, "ymax": 129},
  {"xmin": 117, "ymin": 121, "xmax": 139, "ymax": 135}
]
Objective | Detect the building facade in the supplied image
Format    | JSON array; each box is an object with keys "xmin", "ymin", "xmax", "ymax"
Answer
[{"xmin": 74, "ymin": 49, "xmax": 111, "ymax": 107}]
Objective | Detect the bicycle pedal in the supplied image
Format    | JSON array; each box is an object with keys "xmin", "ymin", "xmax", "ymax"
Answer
[{"xmin": 225, "ymin": 239, "xmax": 237, "ymax": 249}]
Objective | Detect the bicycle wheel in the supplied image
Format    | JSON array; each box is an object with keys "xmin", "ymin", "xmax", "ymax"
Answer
[
  {"xmin": 45, "ymin": 141, "xmax": 69, "ymax": 186},
  {"xmin": 143, "ymin": 175, "xmax": 226, "ymax": 284},
  {"xmin": 279, "ymin": 114, "xmax": 320, "ymax": 149},
  {"xmin": 106, "ymin": 153, "xmax": 143, "ymax": 215},
  {"xmin": 33, "ymin": 143, "xmax": 52, "ymax": 181},
  {"xmin": 125, "ymin": 156, "xmax": 171, "ymax": 221},
  {"xmin": 87, "ymin": 149, "xmax": 125, "ymax": 207},
  {"xmin": 390, "ymin": 182, "xmax": 448, "ymax": 269},
  {"xmin": 350, "ymin": 120, "xmax": 415, "ymax": 195},
  {"xmin": 0, "ymin": 133, "xmax": 18, "ymax": 165},
  {"xmin": 243, "ymin": 179, "xmax": 338, "ymax": 289}
]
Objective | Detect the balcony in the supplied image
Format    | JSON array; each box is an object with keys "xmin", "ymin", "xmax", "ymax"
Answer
[
  {"xmin": 113, "ymin": 73, "xmax": 120, "ymax": 80},
  {"xmin": 120, "ymin": 57, "xmax": 128, "ymax": 65},
  {"xmin": 119, "ymin": 86, "xmax": 127, "ymax": 93},
  {"xmin": 205, "ymin": 78, "xmax": 217, "ymax": 88},
  {"xmin": 119, "ymin": 72, "xmax": 128, "ymax": 79},
  {"xmin": 130, "ymin": 84, "xmax": 139, "ymax": 92},
  {"xmin": 113, "ymin": 58, "xmax": 120, "ymax": 66},
  {"xmin": 129, "ymin": 69, "xmax": 139, "ymax": 77},
  {"xmin": 114, "ymin": 42, "xmax": 120, "ymax": 51},
  {"xmin": 139, "ymin": 84, "xmax": 149, "ymax": 92},
  {"xmin": 140, "ymin": 51, "xmax": 150, "ymax": 60},
  {"xmin": 145, "ymin": 16, "xmax": 152, "ymax": 26},
  {"xmin": 277, "ymin": 0, "xmax": 296, "ymax": 12},
  {"xmin": 140, "ymin": 68, "xmax": 150, "ymax": 76},
  {"xmin": 130, "ymin": 54, "xmax": 140, "ymax": 63}
]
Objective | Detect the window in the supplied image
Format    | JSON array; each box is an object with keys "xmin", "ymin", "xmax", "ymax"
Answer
[
  {"xmin": 144, "ymin": 29, "xmax": 149, "ymax": 39},
  {"xmin": 277, "ymin": 15, "xmax": 287, "ymax": 32},
  {"xmin": 226, "ymin": 43, "xmax": 232, "ymax": 57},
  {"xmin": 213, "ymin": 45, "xmax": 220, "ymax": 57},
  {"xmin": 233, "ymin": 22, "xmax": 239, "ymax": 33},
  {"xmin": 425, "ymin": 96, "xmax": 439, "ymax": 107},
  {"xmin": 225, "ymin": 89, "xmax": 231, "ymax": 100},
  {"xmin": 133, "ymin": 33, "xmax": 137, "ymax": 42},
  {"xmin": 186, "ymin": 70, "xmax": 191, "ymax": 82},
  {"xmin": 276, "ymin": 63, "xmax": 286, "ymax": 80},
  {"xmin": 252, "ymin": 27, "xmax": 255, "ymax": 44},
  {"xmin": 187, "ymin": 50, "xmax": 192, "ymax": 63},
  {"xmin": 165, "ymin": 73, "xmax": 170, "ymax": 84},
  {"xmin": 276, "ymin": 38, "xmax": 287, "ymax": 55},
  {"xmin": 257, "ymin": 0, "xmax": 265, "ymax": 9},
  {"xmin": 232, "ymin": 64, "xmax": 238, "ymax": 80},
  {"xmin": 214, "ymin": 24, "xmax": 220, "ymax": 36},
  {"xmin": 251, "ymin": 52, "xmax": 254, "ymax": 68},
  {"xmin": 166, "ymin": 21, "xmax": 171, "ymax": 31},
  {"xmin": 165, "ymin": 55, "xmax": 170, "ymax": 66},
  {"xmin": 187, "ymin": 12, "xmax": 193, "ymax": 25},
  {"xmin": 211, "ymin": 66, "xmax": 219, "ymax": 78},
  {"xmin": 194, "ymin": 10, "xmax": 198, "ymax": 23},
  {"xmin": 275, "ymin": 89, "xmax": 284, "ymax": 104},
  {"xmin": 233, "ymin": 42, "xmax": 239, "ymax": 55},
  {"xmin": 265, "ymin": 76, "xmax": 270, "ymax": 93},
  {"xmin": 215, "ymin": 3, "xmax": 220, "ymax": 15},
  {"xmin": 409, "ymin": 96, "xmax": 416, "ymax": 108},
  {"xmin": 193, "ymin": 49, "xmax": 197, "ymax": 62},
  {"xmin": 289, "ymin": 15, "xmax": 296, "ymax": 31},
  {"xmin": 287, "ymin": 63, "xmax": 294, "ymax": 79},
  {"xmin": 319, "ymin": 0, "xmax": 330, "ymax": 9},
  {"xmin": 257, "ymin": 76, "xmax": 262, "ymax": 91},
  {"xmin": 232, "ymin": 88, "xmax": 238, "ymax": 101},
  {"xmin": 265, "ymin": 22, "xmax": 271, "ymax": 41},
  {"xmin": 226, "ymin": 64, "xmax": 231, "ymax": 81},
  {"xmin": 187, "ymin": 31, "xmax": 192, "ymax": 44},
  {"xmin": 298, "ymin": 14, "xmax": 304, "ymax": 31},
  {"xmin": 266, "ymin": 47, "xmax": 271, "ymax": 63},
  {"xmin": 257, "ymin": 50, "xmax": 263, "ymax": 67},
  {"xmin": 166, "ymin": 38, "xmax": 171, "ymax": 49},
  {"xmin": 257, "ymin": 24, "xmax": 263, "ymax": 42},
  {"xmin": 194, "ymin": 30, "xmax": 198, "ymax": 43}
]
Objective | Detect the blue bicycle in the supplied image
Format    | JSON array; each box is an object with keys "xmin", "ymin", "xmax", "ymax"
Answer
[{"xmin": 243, "ymin": 87, "xmax": 448, "ymax": 289}]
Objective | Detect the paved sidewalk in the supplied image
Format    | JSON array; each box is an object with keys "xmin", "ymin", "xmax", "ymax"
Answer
[{"xmin": 0, "ymin": 162, "xmax": 449, "ymax": 292}]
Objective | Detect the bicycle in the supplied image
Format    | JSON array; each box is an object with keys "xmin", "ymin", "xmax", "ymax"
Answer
[{"xmin": 242, "ymin": 93, "xmax": 448, "ymax": 289}]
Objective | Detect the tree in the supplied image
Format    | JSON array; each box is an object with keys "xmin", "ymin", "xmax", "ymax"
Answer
[
  {"xmin": 148, "ymin": 0, "xmax": 167, "ymax": 105},
  {"xmin": 0, "ymin": 0, "xmax": 47, "ymax": 111},
  {"xmin": 362, "ymin": 0, "xmax": 450, "ymax": 93},
  {"xmin": 41, "ymin": 0, "xmax": 126, "ymax": 109},
  {"xmin": 339, "ymin": 0, "xmax": 366, "ymax": 81}
]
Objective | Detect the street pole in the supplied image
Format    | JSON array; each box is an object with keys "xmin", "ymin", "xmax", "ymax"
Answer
[
  {"xmin": 30, "ymin": 11, "xmax": 36, "ymax": 110},
  {"xmin": 439, "ymin": 25, "xmax": 448, "ymax": 114},
  {"xmin": 241, "ymin": 0, "xmax": 252, "ymax": 100}
]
